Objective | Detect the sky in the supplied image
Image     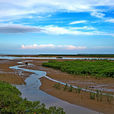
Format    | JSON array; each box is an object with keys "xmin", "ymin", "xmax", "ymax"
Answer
[{"xmin": 0, "ymin": 0, "xmax": 114, "ymax": 54}]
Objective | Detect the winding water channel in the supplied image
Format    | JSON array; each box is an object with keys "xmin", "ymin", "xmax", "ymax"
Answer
[{"xmin": 9, "ymin": 62, "xmax": 103, "ymax": 114}]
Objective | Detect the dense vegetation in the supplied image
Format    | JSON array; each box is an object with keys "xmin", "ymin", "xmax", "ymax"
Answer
[
  {"xmin": 0, "ymin": 81, "xmax": 65, "ymax": 114},
  {"xmin": 43, "ymin": 60, "xmax": 114, "ymax": 78}
]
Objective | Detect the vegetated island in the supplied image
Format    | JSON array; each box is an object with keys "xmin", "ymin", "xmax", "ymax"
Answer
[{"xmin": 43, "ymin": 60, "xmax": 114, "ymax": 78}]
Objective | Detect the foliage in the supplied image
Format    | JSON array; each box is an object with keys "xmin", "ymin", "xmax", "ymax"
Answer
[
  {"xmin": 90, "ymin": 92, "xmax": 96, "ymax": 100},
  {"xmin": 53, "ymin": 83, "xmax": 61, "ymax": 89},
  {"xmin": 43, "ymin": 60, "xmax": 114, "ymax": 78},
  {"xmin": 68, "ymin": 85, "xmax": 73, "ymax": 92},
  {"xmin": 0, "ymin": 81, "xmax": 65, "ymax": 114},
  {"xmin": 63, "ymin": 83, "xmax": 68, "ymax": 91}
]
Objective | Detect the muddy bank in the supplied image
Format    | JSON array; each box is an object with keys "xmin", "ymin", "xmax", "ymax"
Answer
[
  {"xmin": 0, "ymin": 59, "xmax": 31, "ymax": 84},
  {"xmin": 21, "ymin": 59, "xmax": 114, "ymax": 114},
  {"xmin": 40, "ymin": 77, "xmax": 114, "ymax": 114},
  {"xmin": 11, "ymin": 62, "xmax": 99, "ymax": 114},
  {"xmin": 24, "ymin": 59, "xmax": 114, "ymax": 93}
]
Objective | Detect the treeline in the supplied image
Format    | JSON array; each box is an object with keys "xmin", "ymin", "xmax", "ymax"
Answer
[
  {"xmin": 0, "ymin": 81, "xmax": 65, "ymax": 114},
  {"xmin": 1, "ymin": 54, "xmax": 114, "ymax": 57},
  {"xmin": 39, "ymin": 54, "xmax": 114, "ymax": 57},
  {"xmin": 43, "ymin": 60, "xmax": 114, "ymax": 78}
]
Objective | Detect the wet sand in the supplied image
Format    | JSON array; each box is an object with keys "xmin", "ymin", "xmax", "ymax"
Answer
[
  {"xmin": 0, "ymin": 59, "xmax": 30, "ymax": 84},
  {"xmin": 40, "ymin": 77, "xmax": 114, "ymax": 114}
]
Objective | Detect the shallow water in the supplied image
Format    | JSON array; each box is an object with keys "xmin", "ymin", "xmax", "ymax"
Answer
[{"xmin": 10, "ymin": 64, "xmax": 102, "ymax": 114}]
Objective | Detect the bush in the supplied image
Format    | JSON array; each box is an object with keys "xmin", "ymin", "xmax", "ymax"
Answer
[
  {"xmin": 0, "ymin": 81, "xmax": 65, "ymax": 114},
  {"xmin": 43, "ymin": 60, "xmax": 114, "ymax": 78}
]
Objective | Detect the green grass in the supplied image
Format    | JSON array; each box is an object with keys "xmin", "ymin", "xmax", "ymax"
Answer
[
  {"xmin": 0, "ymin": 81, "xmax": 65, "ymax": 114},
  {"xmin": 43, "ymin": 60, "xmax": 114, "ymax": 78}
]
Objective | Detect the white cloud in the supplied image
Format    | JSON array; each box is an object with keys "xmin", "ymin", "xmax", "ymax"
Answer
[
  {"xmin": 70, "ymin": 20, "xmax": 87, "ymax": 24},
  {"xmin": 0, "ymin": 23, "xmax": 113, "ymax": 36},
  {"xmin": 69, "ymin": 26, "xmax": 95, "ymax": 30},
  {"xmin": 105, "ymin": 18, "xmax": 114, "ymax": 23},
  {"xmin": 41, "ymin": 25, "xmax": 114, "ymax": 36},
  {"xmin": 21, "ymin": 44, "xmax": 87, "ymax": 50},
  {"xmin": 91, "ymin": 11, "xmax": 105, "ymax": 18},
  {"xmin": 0, "ymin": 0, "xmax": 113, "ymax": 20}
]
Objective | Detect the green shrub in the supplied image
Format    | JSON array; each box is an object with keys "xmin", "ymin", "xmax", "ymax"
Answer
[
  {"xmin": 0, "ymin": 81, "xmax": 65, "ymax": 114},
  {"xmin": 63, "ymin": 83, "xmax": 68, "ymax": 91},
  {"xmin": 53, "ymin": 83, "xmax": 61, "ymax": 89},
  {"xmin": 43, "ymin": 60, "xmax": 114, "ymax": 78},
  {"xmin": 68, "ymin": 85, "xmax": 73, "ymax": 92},
  {"xmin": 90, "ymin": 92, "xmax": 96, "ymax": 100}
]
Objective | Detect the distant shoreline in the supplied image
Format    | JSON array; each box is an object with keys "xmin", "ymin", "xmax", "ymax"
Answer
[{"xmin": 0, "ymin": 54, "xmax": 114, "ymax": 58}]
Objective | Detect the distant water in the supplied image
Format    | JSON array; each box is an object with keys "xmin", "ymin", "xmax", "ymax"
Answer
[{"xmin": 0, "ymin": 56, "xmax": 114, "ymax": 60}]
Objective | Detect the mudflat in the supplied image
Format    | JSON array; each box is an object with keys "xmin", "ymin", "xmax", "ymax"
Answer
[
  {"xmin": 0, "ymin": 59, "xmax": 31, "ymax": 84},
  {"xmin": 23, "ymin": 59, "xmax": 114, "ymax": 114},
  {"xmin": 1, "ymin": 59, "xmax": 114, "ymax": 114}
]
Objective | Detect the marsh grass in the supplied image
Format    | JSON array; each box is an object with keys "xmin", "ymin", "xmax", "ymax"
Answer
[
  {"xmin": 63, "ymin": 83, "xmax": 68, "ymax": 91},
  {"xmin": 53, "ymin": 83, "xmax": 61, "ymax": 89},
  {"xmin": 106, "ymin": 94, "xmax": 113, "ymax": 104},
  {"xmin": 68, "ymin": 85, "xmax": 73, "ymax": 92},
  {"xmin": 90, "ymin": 92, "xmax": 96, "ymax": 100},
  {"xmin": 53, "ymin": 83, "xmax": 114, "ymax": 104}
]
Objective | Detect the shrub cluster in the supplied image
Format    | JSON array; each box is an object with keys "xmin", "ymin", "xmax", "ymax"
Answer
[
  {"xmin": 0, "ymin": 81, "xmax": 65, "ymax": 114},
  {"xmin": 43, "ymin": 60, "xmax": 114, "ymax": 78}
]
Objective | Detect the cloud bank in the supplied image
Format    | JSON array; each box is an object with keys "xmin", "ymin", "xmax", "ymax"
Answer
[
  {"xmin": 21, "ymin": 44, "xmax": 87, "ymax": 50},
  {"xmin": 0, "ymin": 0, "xmax": 114, "ymax": 21},
  {"xmin": 0, "ymin": 24, "xmax": 41, "ymax": 33},
  {"xmin": 0, "ymin": 24, "xmax": 113, "ymax": 36}
]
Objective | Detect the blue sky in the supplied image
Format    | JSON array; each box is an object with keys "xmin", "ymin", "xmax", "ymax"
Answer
[{"xmin": 0, "ymin": 0, "xmax": 114, "ymax": 54}]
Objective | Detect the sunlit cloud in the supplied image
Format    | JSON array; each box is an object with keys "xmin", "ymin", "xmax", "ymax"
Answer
[
  {"xmin": 105, "ymin": 18, "xmax": 114, "ymax": 23},
  {"xmin": 21, "ymin": 44, "xmax": 87, "ymax": 50},
  {"xmin": 42, "ymin": 25, "xmax": 114, "ymax": 36},
  {"xmin": 0, "ymin": 24, "xmax": 113, "ymax": 36},
  {"xmin": 90, "ymin": 11, "xmax": 105, "ymax": 18},
  {"xmin": 0, "ymin": 0, "xmax": 113, "ymax": 21},
  {"xmin": 69, "ymin": 26, "xmax": 95, "ymax": 30},
  {"xmin": 69, "ymin": 20, "xmax": 87, "ymax": 25}
]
